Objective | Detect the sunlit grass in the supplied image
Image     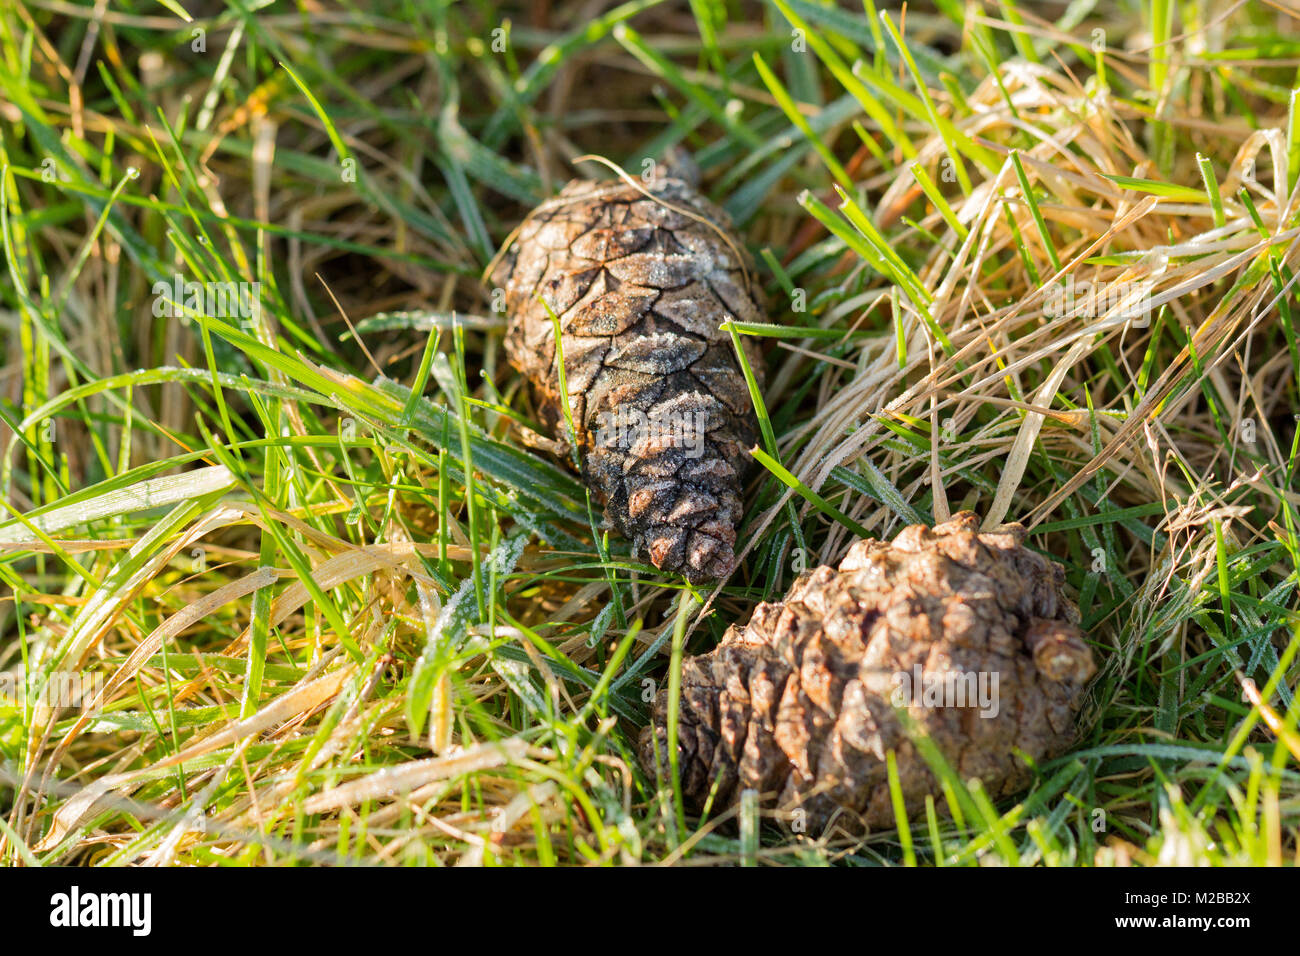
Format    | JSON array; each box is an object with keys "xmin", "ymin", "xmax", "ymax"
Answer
[{"xmin": 0, "ymin": 0, "xmax": 1298, "ymax": 866}]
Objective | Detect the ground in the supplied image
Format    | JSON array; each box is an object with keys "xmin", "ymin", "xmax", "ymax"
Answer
[{"xmin": 0, "ymin": 0, "xmax": 1298, "ymax": 866}]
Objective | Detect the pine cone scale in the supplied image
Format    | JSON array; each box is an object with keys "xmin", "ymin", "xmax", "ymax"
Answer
[{"xmin": 493, "ymin": 176, "xmax": 764, "ymax": 582}]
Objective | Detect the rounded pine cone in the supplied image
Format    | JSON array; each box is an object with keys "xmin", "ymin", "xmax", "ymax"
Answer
[
  {"xmin": 490, "ymin": 174, "xmax": 764, "ymax": 582},
  {"xmin": 639, "ymin": 512, "xmax": 1096, "ymax": 832}
]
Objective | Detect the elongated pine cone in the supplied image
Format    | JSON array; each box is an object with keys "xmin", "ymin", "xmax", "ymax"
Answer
[
  {"xmin": 491, "ymin": 174, "xmax": 764, "ymax": 582},
  {"xmin": 639, "ymin": 512, "xmax": 1096, "ymax": 831}
]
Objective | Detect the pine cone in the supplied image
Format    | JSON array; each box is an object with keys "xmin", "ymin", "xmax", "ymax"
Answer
[
  {"xmin": 491, "ymin": 175, "xmax": 764, "ymax": 582},
  {"xmin": 639, "ymin": 512, "xmax": 1096, "ymax": 831}
]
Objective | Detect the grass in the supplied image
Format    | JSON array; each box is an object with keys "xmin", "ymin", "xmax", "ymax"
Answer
[{"xmin": 1, "ymin": 0, "xmax": 1299, "ymax": 866}]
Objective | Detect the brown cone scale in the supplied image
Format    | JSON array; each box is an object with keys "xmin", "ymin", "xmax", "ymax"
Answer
[
  {"xmin": 639, "ymin": 512, "xmax": 1096, "ymax": 831},
  {"xmin": 491, "ymin": 175, "xmax": 764, "ymax": 582}
]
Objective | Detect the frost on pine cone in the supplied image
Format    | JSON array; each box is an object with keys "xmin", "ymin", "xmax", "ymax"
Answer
[
  {"xmin": 490, "ymin": 174, "xmax": 764, "ymax": 582},
  {"xmin": 639, "ymin": 512, "xmax": 1096, "ymax": 831}
]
